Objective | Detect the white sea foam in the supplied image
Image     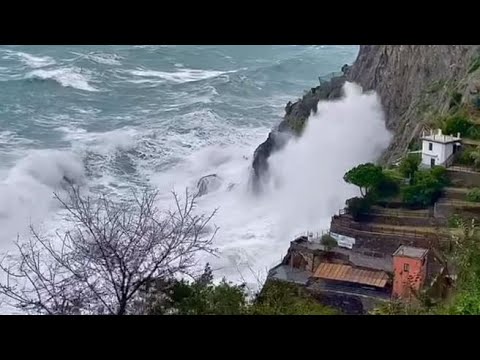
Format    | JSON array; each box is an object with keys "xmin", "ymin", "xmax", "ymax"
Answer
[
  {"xmin": 1, "ymin": 49, "xmax": 56, "ymax": 68},
  {"xmin": 0, "ymin": 150, "xmax": 85, "ymax": 247},
  {"xmin": 127, "ymin": 68, "xmax": 237, "ymax": 84},
  {"xmin": 148, "ymin": 82, "xmax": 391, "ymax": 290},
  {"xmin": 26, "ymin": 67, "xmax": 98, "ymax": 92}
]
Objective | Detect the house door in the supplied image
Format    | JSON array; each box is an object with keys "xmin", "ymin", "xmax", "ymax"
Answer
[{"xmin": 430, "ymin": 158, "xmax": 436, "ymax": 168}]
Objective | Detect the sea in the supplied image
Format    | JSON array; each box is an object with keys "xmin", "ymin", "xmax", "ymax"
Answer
[{"xmin": 0, "ymin": 45, "xmax": 386, "ymax": 291}]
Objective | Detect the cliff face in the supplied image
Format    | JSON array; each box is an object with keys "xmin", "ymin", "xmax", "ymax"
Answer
[
  {"xmin": 349, "ymin": 45, "xmax": 480, "ymax": 163},
  {"xmin": 251, "ymin": 45, "xmax": 480, "ymax": 187}
]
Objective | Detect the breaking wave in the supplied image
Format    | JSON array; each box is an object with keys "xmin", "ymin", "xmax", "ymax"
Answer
[{"xmin": 26, "ymin": 67, "xmax": 99, "ymax": 92}]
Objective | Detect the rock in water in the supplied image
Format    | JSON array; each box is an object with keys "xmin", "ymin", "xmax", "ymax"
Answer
[{"xmin": 196, "ymin": 174, "xmax": 222, "ymax": 197}]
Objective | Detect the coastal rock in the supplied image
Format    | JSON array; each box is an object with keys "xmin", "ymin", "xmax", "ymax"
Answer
[
  {"xmin": 251, "ymin": 45, "xmax": 480, "ymax": 188},
  {"xmin": 196, "ymin": 174, "xmax": 222, "ymax": 197},
  {"xmin": 251, "ymin": 73, "xmax": 347, "ymax": 191}
]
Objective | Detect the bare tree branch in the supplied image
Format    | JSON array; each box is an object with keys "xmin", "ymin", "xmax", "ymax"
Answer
[{"xmin": 0, "ymin": 184, "xmax": 218, "ymax": 315}]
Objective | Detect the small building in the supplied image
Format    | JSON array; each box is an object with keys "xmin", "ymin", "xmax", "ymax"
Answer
[
  {"xmin": 392, "ymin": 245, "xmax": 428, "ymax": 300},
  {"xmin": 265, "ymin": 235, "xmax": 438, "ymax": 314},
  {"xmin": 420, "ymin": 129, "xmax": 461, "ymax": 168}
]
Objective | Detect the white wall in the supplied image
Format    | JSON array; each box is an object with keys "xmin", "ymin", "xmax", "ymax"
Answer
[{"xmin": 421, "ymin": 140, "xmax": 454, "ymax": 167}]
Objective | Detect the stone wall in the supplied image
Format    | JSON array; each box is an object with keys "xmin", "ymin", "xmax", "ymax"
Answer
[
  {"xmin": 362, "ymin": 214, "xmax": 442, "ymax": 227},
  {"xmin": 447, "ymin": 169, "xmax": 480, "ymax": 188}
]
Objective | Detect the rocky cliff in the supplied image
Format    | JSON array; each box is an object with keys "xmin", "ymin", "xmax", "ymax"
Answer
[{"xmin": 252, "ymin": 45, "xmax": 480, "ymax": 188}]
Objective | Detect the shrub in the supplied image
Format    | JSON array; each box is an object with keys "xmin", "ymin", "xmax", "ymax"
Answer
[
  {"xmin": 398, "ymin": 153, "xmax": 421, "ymax": 183},
  {"xmin": 448, "ymin": 214, "xmax": 463, "ymax": 228},
  {"xmin": 374, "ymin": 173, "xmax": 401, "ymax": 199},
  {"xmin": 321, "ymin": 234, "xmax": 338, "ymax": 251},
  {"xmin": 402, "ymin": 167, "xmax": 448, "ymax": 208},
  {"xmin": 346, "ymin": 196, "xmax": 373, "ymax": 220},
  {"xmin": 449, "ymin": 92, "xmax": 463, "ymax": 109},
  {"xmin": 442, "ymin": 115, "xmax": 474, "ymax": 138},
  {"xmin": 457, "ymin": 148, "xmax": 476, "ymax": 166},
  {"xmin": 469, "ymin": 56, "xmax": 480, "ymax": 74},
  {"xmin": 467, "ymin": 188, "xmax": 480, "ymax": 203}
]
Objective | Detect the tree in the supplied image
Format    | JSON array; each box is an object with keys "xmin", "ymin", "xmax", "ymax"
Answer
[
  {"xmin": 0, "ymin": 185, "xmax": 218, "ymax": 315},
  {"xmin": 343, "ymin": 163, "xmax": 384, "ymax": 197},
  {"xmin": 402, "ymin": 167, "xmax": 448, "ymax": 208},
  {"xmin": 147, "ymin": 264, "xmax": 248, "ymax": 315},
  {"xmin": 250, "ymin": 280, "xmax": 337, "ymax": 315},
  {"xmin": 398, "ymin": 154, "xmax": 421, "ymax": 184},
  {"xmin": 442, "ymin": 115, "xmax": 475, "ymax": 138}
]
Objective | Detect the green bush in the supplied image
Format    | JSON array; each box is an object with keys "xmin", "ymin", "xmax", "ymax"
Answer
[
  {"xmin": 467, "ymin": 188, "xmax": 480, "ymax": 202},
  {"xmin": 449, "ymin": 92, "xmax": 463, "ymax": 109},
  {"xmin": 442, "ymin": 115, "xmax": 475, "ymax": 138},
  {"xmin": 398, "ymin": 153, "xmax": 421, "ymax": 183},
  {"xmin": 374, "ymin": 173, "xmax": 401, "ymax": 199},
  {"xmin": 469, "ymin": 56, "xmax": 480, "ymax": 74},
  {"xmin": 448, "ymin": 214, "xmax": 463, "ymax": 228},
  {"xmin": 457, "ymin": 148, "xmax": 476, "ymax": 166},
  {"xmin": 346, "ymin": 196, "xmax": 373, "ymax": 220},
  {"xmin": 321, "ymin": 234, "xmax": 338, "ymax": 251},
  {"xmin": 402, "ymin": 167, "xmax": 448, "ymax": 208}
]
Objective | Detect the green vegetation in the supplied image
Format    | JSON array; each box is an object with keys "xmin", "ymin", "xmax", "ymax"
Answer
[
  {"xmin": 475, "ymin": 96, "xmax": 480, "ymax": 111},
  {"xmin": 343, "ymin": 163, "xmax": 384, "ymax": 197},
  {"xmin": 251, "ymin": 281, "xmax": 338, "ymax": 315},
  {"xmin": 467, "ymin": 188, "xmax": 480, "ymax": 202},
  {"xmin": 398, "ymin": 153, "xmax": 421, "ymax": 184},
  {"xmin": 469, "ymin": 56, "xmax": 480, "ymax": 74},
  {"xmin": 371, "ymin": 219, "xmax": 480, "ymax": 315},
  {"xmin": 449, "ymin": 91, "xmax": 463, "ymax": 109},
  {"xmin": 448, "ymin": 214, "xmax": 463, "ymax": 228},
  {"xmin": 401, "ymin": 167, "xmax": 449, "ymax": 208},
  {"xmin": 374, "ymin": 172, "xmax": 401, "ymax": 199},
  {"xmin": 442, "ymin": 114, "xmax": 477, "ymax": 138},
  {"xmin": 346, "ymin": 196, "xmax": 373, "ymax": 221},
  {"xmin": 147, "ymin": 265, "xmax": 337, "ymax": 315},
  {"xmin": 426, "ymin": 79, "xmax": 446, "ymax": 94},
  {"xmin": 469, "ymin": 146, "xmax": 480, "ymax": 169},
  {"xmin": 456, "ymin": 147, "xmax": 476, "ymax": 166},
  {"xmin": 321, "ymin": 233, "xmax": 338, "ymax": 251}
]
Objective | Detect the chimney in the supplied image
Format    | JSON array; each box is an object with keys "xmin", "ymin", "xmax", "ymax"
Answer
[
  {"xmin": 438, "ymin": 129, "xmax": 442, "ymax": 136},
  {"xmin": 457, "ymin": 132, "xmax": 461, "ymax": 139}
]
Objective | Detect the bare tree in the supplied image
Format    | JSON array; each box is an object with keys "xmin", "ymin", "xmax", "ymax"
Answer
[{"xmin": 0, "ymin": 185, "xmax": 218, "ymax": 315}]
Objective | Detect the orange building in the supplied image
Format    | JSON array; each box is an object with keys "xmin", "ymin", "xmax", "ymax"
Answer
[{"xmin": 392, "ymin": 245, "xmax": 429, "ymax": 300}]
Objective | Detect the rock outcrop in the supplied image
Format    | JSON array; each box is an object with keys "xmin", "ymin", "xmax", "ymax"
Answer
[
  {"xmin": 251, "ymin": 45, "xmax": 480, "ymax": 187},
  {"xmin": 196, "ymin": 174, "xmax": 222, "ymax": 197}
]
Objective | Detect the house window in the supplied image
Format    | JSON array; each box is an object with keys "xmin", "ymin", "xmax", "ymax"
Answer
[
  {"xmin": 428, "ymin": 143, "xmax": 433, "ymax": 151},
  {"xmin": 404, "ymin": 263, "xmax": 410, "ymax": 272}
]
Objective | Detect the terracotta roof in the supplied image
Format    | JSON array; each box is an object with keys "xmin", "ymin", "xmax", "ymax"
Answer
[{"xmin": 313, "ymin": 263, "xmax": 389, "ymax": 288}]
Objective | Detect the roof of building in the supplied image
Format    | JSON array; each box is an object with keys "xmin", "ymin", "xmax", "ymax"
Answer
[
  {"xmin": 421, "ymin": 129, "xmax": 461, "ymax": 144},
  {"xmin": 393, "ymin": 245, "xmax": 428, "ymax": 259},
  {"xmin": 313, "ymin": 263, "xmax": 389, "ymax": 288}
]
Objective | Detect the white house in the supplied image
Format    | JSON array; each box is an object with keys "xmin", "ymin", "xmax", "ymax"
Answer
[{"xmin": 420, "ymin": 129, "xmax": 462, "ymax": 168}]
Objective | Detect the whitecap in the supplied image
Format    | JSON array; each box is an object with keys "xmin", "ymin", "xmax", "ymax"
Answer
[{"xmin": 26, "ymin": 67, "xmax": 99, "ymax": 92}]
